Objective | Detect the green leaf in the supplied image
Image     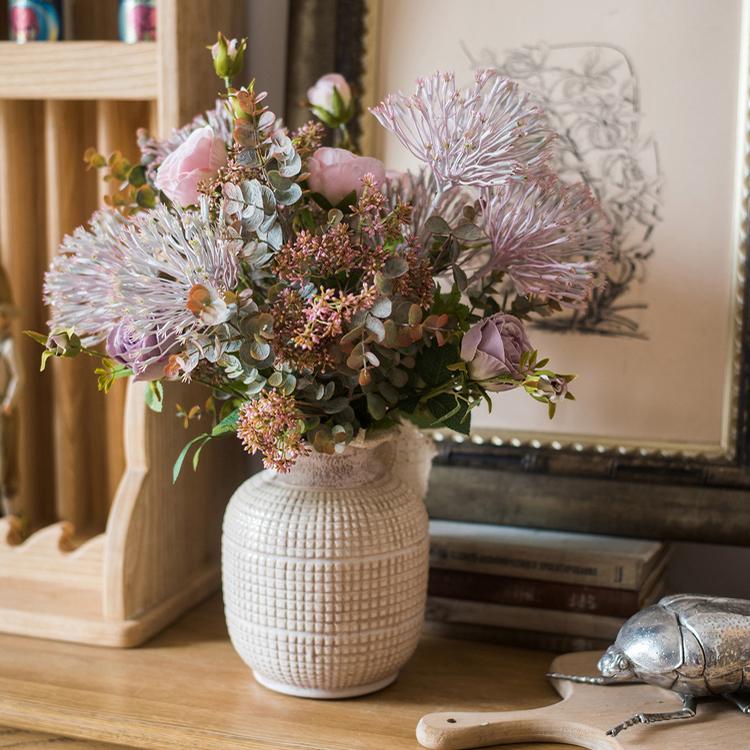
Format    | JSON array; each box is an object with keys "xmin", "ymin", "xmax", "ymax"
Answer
[
  {"xmin": 366, "ymin": 392, "xmax": 388, "ymax": 421},
  {"xmin": 310, "ymin": 105, "xmax": 338, "ymax": 128},
  {"xmin": 424, "ymin": 215, "xmax": 452, "ymax": 234},
  {"xmin": 192, "ymin": 435, "xmax": 213, "ymax": 472},
  {"xmin": 173, "ymin": 432, "xmax": 210, "ymax": 483},
  {"xmin": 331, "ymin": 85, "xmax": 346, "ymax": 120},
  {"xmin": 211, "ymin": 408, "xmax": 240, "ymax": 436},
  {"xmin": 426, "ymin": 392, "xmax": 471, "ymax": 435},
  {"xmin": 452, "ymin": 222, "xmax": 484, "ymax": 242},
  {"xmin": 145, "ymin": 380, "xmax": 164, "ymax": 413},
  {"xmin": 40, "ymin": 349, "xmax": 55, "ymax": 372},
  {"xmin": 310, "ymin": 191, "xmax": 333, "ymax": 210},
  {"xmin": 387, "ymin": 368, "xmax": 409, "ymax": 388},
  {"xmin": 321, "ymin": 397, "xmax": 349, "ymax": 414},
  {"xmin": 24, "ymin": 330, "xmax": 49, "ymax": 346},
  {"xmin": 136, "ymin": 185, "xmax": 157, "ymax": 209},
  {"xmin": 383, "ymin": 256, "xmax": 409, "ymax": 279},
  {"xmin": 128, "ymin": 164, "xmax": 147, "ymax": 188},
  {"xmin": 416, "ymin": 342, "xmax": 460, "ymax": 388},
  {"xmin": 452, "ymin": 264, "xmax": 468, "ymax": 292}
]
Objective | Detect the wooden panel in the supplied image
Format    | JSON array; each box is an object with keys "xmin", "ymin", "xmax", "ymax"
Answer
[
  {"xmin": 72, "ymin": 0, "xmax": 120, "ymax": 40},
  {"xmin": 104, "ymin": 381, "xmax": 250, "ymax": 621},
  {"xmin": 0, "ymin": 100, "xmax": 55, "ymax": 531},
  {"xmin": 0, "ymin": 595, "xmax": 567, "ymax": 749},
  {"xmin": 44, "ymin": 100, "xmax": 109, "ymax": 534},
  {"xmin": 0, "ymin": 42, "xmax": 158, "ymax": 100},
  {"xmin": 157, "ymin": 0, "xmax": 248, "ymax": 131},
  {"xmin": 95, "ymin": 100, "xmax": 151, "ymax": 506}
]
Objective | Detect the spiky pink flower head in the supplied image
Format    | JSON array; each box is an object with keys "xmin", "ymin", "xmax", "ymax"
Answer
[
  {"xmin": 478, "ymin": 171, "xmax": 611, "ymax": 307},
  {"xmin": 45, "ymin": 203, "xmax": 241, "ymax": 375},
  {"xmin": 371, "ymin": 70, "xmax": 555, "ymax": 191},
  {"xmin": 45, "ymin": 210, "xmax": 127, "ymax": 346}
]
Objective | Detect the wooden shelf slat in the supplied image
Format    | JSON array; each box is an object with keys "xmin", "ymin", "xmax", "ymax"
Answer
[{"xmin": 0, "ymin": 42, "xmax": 158, "ymax": 100}]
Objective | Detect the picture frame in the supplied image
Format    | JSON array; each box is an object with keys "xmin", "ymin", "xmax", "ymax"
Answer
[{"xmin": 335, "ymin": 0, "xmax": 750, "ymax": 543}]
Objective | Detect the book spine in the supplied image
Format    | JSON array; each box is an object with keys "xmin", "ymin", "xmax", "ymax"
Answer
[
  {"xmin": 426, "ymin": 596, "xmax": 625, "ymax": 640},
  {"xmin": 424, "ymin": 620, "xmax": 612, "ymax": 654},
  {"xmin": 429, "ymin": 544, "xmax": 642, "ymax": 589},
  {"xmin": 428, "ymin": 568, "xmax": 644, "ymax": 618}
]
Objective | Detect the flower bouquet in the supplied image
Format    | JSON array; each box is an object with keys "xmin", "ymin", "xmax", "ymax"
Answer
[{"xmin": 35, "ymin": 34, "xmax": 610, "ymax": 696}]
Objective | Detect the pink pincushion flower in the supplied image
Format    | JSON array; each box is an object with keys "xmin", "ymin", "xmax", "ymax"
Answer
[
  {"xmin": 478, "ymin": 171, "xmax": 611, "ymax": 307},
  {"xmin": 154, "ymin": 125, "xmax": 227, "ymax": 206},
  {"xmin": 307, "ymin": 147, "xmax": 386, "ymax": 205},
  {"xmin": 371, "ymin": 70, "xmax": 554, "ymax": 191},
  {"xmin": 461, "ymin": 313, "xmax": 532, "ymax": 390}
]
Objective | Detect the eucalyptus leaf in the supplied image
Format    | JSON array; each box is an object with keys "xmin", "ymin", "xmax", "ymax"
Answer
[
  {"xmin": 452, "ymin": 222, "xmax": 484, "ymax": 242},
  {"xmin": 365, "ymin": 316, "xmax": 385, "ymax": 341},
  {"xmin": 383, "ymin": 256, "xmax": 409, "ymax": 279},
  {"xmin": 424, "ymin": 215, "xmax": 452, "ymax": 234},
  {"xmin": 366, "ymin": 392, "xmax": 388, "ymax": 421},
  {"xmin": 370, "ymin": 297, "xmax": 392, "ymax": 319}
]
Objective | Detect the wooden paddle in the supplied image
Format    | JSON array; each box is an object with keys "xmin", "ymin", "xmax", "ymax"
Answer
[{"xmin": 417, "ymin": 650, "xmax": 747, "ymax": 749}]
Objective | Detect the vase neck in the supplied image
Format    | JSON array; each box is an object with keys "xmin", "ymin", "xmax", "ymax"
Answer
[{"xmin": 273, "ymin": 442, "xmax": 390, "ymax": 488}]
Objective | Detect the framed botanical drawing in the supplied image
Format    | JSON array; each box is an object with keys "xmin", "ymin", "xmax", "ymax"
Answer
[{"xmin": 346, "ymin": 0, "xmax": 750, "ymax": 542}]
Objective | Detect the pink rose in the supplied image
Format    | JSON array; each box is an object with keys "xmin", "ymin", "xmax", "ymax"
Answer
[
  {"xmin": 460, "ymin": 313, "xmax": 532, "ymax": 391},
  {"xmin": 307, "ymin": 147, "xmax": 386, "ymax": 205},
  {"xmin": 307, "ymin": 73, "xmax": 352, "ymax": 114},
  {"xmin": 154, "ymin": 126, "xmax": 227, "ymax": 207}
]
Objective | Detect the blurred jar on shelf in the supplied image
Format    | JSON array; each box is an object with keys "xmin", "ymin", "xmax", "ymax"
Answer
[
  {"xmin": 119, "ymin": 0, "xmax": 156, "ymax": 43},
  {"xmin": 8, "ymin": 0, "xmax": 64, "ymax": 41}
]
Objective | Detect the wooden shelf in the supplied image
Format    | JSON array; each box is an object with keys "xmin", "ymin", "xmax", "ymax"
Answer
[
  {"xmin": 0, "ymin": 595, "xmax": 565, "ymax": 750},
  {"xmin": 0, "ymin": 42, "xmax": 158, "ymax": 100}
]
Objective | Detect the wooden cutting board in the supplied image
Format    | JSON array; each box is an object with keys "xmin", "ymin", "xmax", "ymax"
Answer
[{"xmin": 417, "ymin": 650, "xmax": 749, "ymax": 749}]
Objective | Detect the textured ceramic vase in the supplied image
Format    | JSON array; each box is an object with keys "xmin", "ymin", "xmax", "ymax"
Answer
[{"xmin": 222, "ymin": 430, "xmax": 431, "ymax": 698}]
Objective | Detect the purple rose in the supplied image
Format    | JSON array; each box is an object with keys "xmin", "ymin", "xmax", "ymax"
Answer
[
  {"xmin": 460, "ymin": 313, "xmax": 532, "ymax": 391},
  {"xmin": 106, "ymin": 322, "xmax": 173, "ymax": 381},
  {"xmin": 307, "ymin": 147, "xmax": 386, "ymax": 205}
]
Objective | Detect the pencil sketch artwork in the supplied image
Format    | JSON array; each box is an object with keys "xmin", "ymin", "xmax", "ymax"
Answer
[{"xmin": 465, "ymin": 42, "xmax": 663, "ymax": 338}]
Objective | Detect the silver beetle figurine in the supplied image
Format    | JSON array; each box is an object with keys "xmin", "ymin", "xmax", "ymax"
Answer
[{"xmin": 548, "ymin": 594, "xmax": 750, "ymax": 737}]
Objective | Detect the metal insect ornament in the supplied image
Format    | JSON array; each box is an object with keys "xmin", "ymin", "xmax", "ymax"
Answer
[{"xmin": 548, "ymin": 594, "xmax": 750, "ymax": 737}]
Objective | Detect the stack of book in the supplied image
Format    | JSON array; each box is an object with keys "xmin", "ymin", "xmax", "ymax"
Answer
[{"xmin": 426, "ymin": 520, "xmax": 669, "ymax": 652}]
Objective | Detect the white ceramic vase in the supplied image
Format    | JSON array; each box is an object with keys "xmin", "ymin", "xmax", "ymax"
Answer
[{"xmin": 222, "ymin": 428, "xmax": 431, "ymax": 698}]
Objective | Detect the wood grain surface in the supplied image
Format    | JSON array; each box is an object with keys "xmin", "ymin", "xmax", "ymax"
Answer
[
  {"xmin": 0, "ymin": 594, "xmax": 569, "ymax": 750},
  {"xmin": 0, "ymin": 42, "xmax": 158, "ymax": 100},
  {"xmin": 0, "ymin": 727, "xmax": 127, "ymax": 749},
  {"xmin": 418, "ymin": 649, "xmax": 750, "ymax": 749}
]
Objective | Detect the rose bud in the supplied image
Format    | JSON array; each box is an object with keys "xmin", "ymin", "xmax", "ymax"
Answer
[
  {"xmin": 210, "ymin": 32, "xmax": 247, "ymax": 81},
  {"xmin": 307, "ymin": 73, "xmax": 353, "ymax": 126}
]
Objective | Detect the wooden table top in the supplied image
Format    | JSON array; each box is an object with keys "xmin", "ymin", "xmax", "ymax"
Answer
[{"xmin": 0, "ymin": 594, "xmax": 569, "ymax": 750}]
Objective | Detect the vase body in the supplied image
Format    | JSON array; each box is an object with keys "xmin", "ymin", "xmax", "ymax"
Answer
[{"xmin": 222, "ymin": 432, "xmax": 430, "ymax": 698}]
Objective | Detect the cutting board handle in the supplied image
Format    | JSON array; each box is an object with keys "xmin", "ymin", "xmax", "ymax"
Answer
[{"xmin": 416, "ymin": 707, "xmax": 621, "ymax": 750}]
